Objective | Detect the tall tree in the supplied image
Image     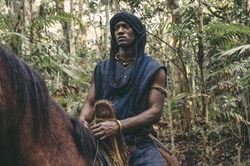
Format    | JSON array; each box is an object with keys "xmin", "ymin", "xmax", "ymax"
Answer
[
  {"xmin": 69, "ymin": 0, "xmax": 76, "ymax": 57},
  {"xmin": 22, "ymin": 0, "xmax": 33, "ymax": 55},
  {"xmin": 7, "ymin": 0, "xmax": 23, "ymax": 54},
  {"xmin": 196, "ymin": 0, "xmax": 210, "ymax": 164}
]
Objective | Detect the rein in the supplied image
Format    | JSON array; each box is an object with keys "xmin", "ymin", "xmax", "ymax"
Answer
[
  {"xmin": 93, "ymin": 140, "xmax": 113, "ymax": 166},
  {"xmin": 92, "ymin": 140, "xmax": 99, "ymax": 166}
]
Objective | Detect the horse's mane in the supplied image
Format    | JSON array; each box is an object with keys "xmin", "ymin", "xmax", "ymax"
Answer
[
  {"xmin": 0, "ymin": 44, "xmax": 49, "ymax": 131},
  {"xmin": 0, "ymin": 44, "xmax": 102, "ymax": 163},
  {"xmin": 71, "ymin": 118, "xmax": 105, "ymax": 162}
]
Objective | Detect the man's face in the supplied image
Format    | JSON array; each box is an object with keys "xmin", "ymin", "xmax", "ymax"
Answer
[{"xmin": 114, "ymin": 21, "xmax": 135, "ymax": 47}]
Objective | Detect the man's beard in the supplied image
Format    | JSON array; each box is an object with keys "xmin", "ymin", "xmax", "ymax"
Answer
[{"xmin": 118, "ymin": 40, "xmax": 135, "ymax": 49}]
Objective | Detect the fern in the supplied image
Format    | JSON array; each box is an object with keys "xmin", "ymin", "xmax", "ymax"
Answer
[
  {"xmin": 205, "ymin": 23, "xmax": 250, "ymax": 49},
  {"xmin": 219, "ymin": 44, "xmax": 250, "ymax": 58},
  {"xmin": 207, "ymin": 62, "xmax": 246, "ymax": 79},
  {"xmin": 30, "ymin": 12, "xmax": 83, "ymax": 31},
  {"xmin": 218, "ymin": 111, "xmax": 250, "ymax": 126}
]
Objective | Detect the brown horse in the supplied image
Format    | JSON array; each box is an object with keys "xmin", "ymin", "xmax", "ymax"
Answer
[{"xmin": 0, "ymin": 44, "xmax": 106, "ymax": 166}]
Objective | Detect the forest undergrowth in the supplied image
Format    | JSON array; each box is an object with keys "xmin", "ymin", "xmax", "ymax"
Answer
[{"xmin": 158, "ymin": 120, "xmax": 250, "ymax": 166}]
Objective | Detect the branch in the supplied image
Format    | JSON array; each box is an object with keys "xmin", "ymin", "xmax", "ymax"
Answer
[{"xmin": 203, "ymin": 2, "xmax": 226, "ymax": 20}]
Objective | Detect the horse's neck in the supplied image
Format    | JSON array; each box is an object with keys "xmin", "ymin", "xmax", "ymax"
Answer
[{"xmin": 1, "ymin": 98, "xmax": 90, "ymax": 166}]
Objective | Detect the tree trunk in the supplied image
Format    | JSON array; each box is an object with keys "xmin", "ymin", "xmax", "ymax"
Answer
[
  {"xmin": 245, "ymin": 0, "xmax": 250, "ymax": 147},
  {"xmin": 168, "ymin": 0, "xmax": 192, "ymax": 133},
  {"xmin": 69, "ymin": 0, "xmax": 76, "ymax": 58},
  {"xmin": 56, "ymin": 0, "xmax": 70, "ymax": 54},
  {"xmin": 8, "ymin": 0, "xmax": 22, "ymax": 55},
  {"xmin": 246, "ymin": 0, "xmax": 250, "ymax": 43},
  {"xmin": 197, "ymin": 0, "xmax": 209, "ymax": 165},
  {"xmin": 245, "ymin": 89, "xmax": 250, "ymax": 147},
  {"xmin": 167, "ymin": 61, "xmax": 176, "ymax": 153},
  {"xmin": 78, "ymin": 0, "xmax": 88, "ymax": 49},
  {"xmin": 112, "ymin": 0, "xmax": 119, "ymax": 13},
  {"xmin": 104, "ymin": 0, "xmax": 109, "ymax": 53},
  {"xmin": 22, "ymin": 0, "xmax": 33, "ymax": 56}
]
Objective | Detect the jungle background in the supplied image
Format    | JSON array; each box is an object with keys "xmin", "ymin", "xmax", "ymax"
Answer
[{"xmin": 1, "ymin": 0, "xmax": 250, "ymax": 165}]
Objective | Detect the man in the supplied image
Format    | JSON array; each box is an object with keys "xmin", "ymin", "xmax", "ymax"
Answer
[{"xmin": 80, "ymin": 12, "xmax": 167, "ymax": 166}]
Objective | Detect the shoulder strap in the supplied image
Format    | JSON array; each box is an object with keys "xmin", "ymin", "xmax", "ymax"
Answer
[
  {"xmin": 148, "ymin": 133, "xmax": 172, "ymax": 155},
  {"xmin": 148, "ymin": 133, "xmax": 181, "ymax": 166}
]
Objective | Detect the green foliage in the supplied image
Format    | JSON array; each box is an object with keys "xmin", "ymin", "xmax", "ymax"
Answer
[
  {"xmin": 32, "ymin": 8, "xmax": 84, "ymax": 31},
  {"xmin": 88, "ymin": 1, "xmax": 99, "ymax": 13},
  {"xmin": 240, "ymin": 73, "xmax": 250, "ymax": 86},
  {"xmin": 205, "ymin": 23, "xmax": 250, "ymax": 50},
  {"xmin": 218, "ymin": 111, "xmax": 250, "ymax": 126},
  {"xmin": 0, "ymin": 13, "xmax": 11, "ymax": 31}
]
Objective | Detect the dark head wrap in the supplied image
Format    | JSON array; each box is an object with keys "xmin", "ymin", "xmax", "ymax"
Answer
[
  {"xmin": 109, "ymin": 12, "xmax": 147, "ymax": 91},
  {"xmin": 109, "ymin": 12, "xmax": 146, "ymax": 56}
]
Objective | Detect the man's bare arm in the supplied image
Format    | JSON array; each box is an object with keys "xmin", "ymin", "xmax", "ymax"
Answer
[
  {"xmin": 79, "ymin": 80, "xmax": 96, "ymax": 123},
  {"xmin": 120, "ymin": 68, "xmax": 166, "ymax": 131}
]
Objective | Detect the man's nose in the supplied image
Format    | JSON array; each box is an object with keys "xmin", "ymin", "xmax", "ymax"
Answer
[{"xmin": 117, "ymin": 27, "xmax": 124, "ymax": 34}]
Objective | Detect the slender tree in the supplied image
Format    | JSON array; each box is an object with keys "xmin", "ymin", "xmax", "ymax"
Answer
[{"xmin": 69, "ymin": 0, "xmax": 76, "ymax": 57}]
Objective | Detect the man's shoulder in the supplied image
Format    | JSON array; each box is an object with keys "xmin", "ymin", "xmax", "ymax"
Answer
[
  {"xmin": 96, "ymin": 59, "xmax": 110, "ymax": 67},
  {"xmin": 97, "ymin": 59, "xmax": 109, "ymax": 65},
  {"xmin": 95, "ymin": 59, "xmax": 110, "ymax": 73},
  {"xmin": 144, "ymin": 55, "xmax": 165, "ymax": 68}
]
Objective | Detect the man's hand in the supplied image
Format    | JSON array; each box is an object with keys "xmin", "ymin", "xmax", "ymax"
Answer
[{"xmin": 91, "ymin": 121, "xmax": 119, "ymax": 140}]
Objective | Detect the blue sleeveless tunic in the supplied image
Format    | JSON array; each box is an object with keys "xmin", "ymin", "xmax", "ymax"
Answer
[{"xmin": 94, "ymin": 55, "xmax": 166, "ymax": 144}]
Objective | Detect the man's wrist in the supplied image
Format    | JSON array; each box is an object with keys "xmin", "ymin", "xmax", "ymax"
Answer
[
  {"xmin": 115, "ymin": 120, "xmax": 123, "ymax": 133},
  {"xmin": 79, "ymin": 118, "xmax": 89, "ymax": 128}
]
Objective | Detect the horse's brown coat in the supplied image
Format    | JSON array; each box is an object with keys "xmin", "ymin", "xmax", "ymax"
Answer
[{"xmin": 0, "ymin": 44, "xmax": 102, "ymax": 166}]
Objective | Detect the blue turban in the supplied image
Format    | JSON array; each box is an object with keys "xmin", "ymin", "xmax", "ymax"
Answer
[{"xmin": 109, "ymin": 12, "xmax": 147, "ymax": 52}]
